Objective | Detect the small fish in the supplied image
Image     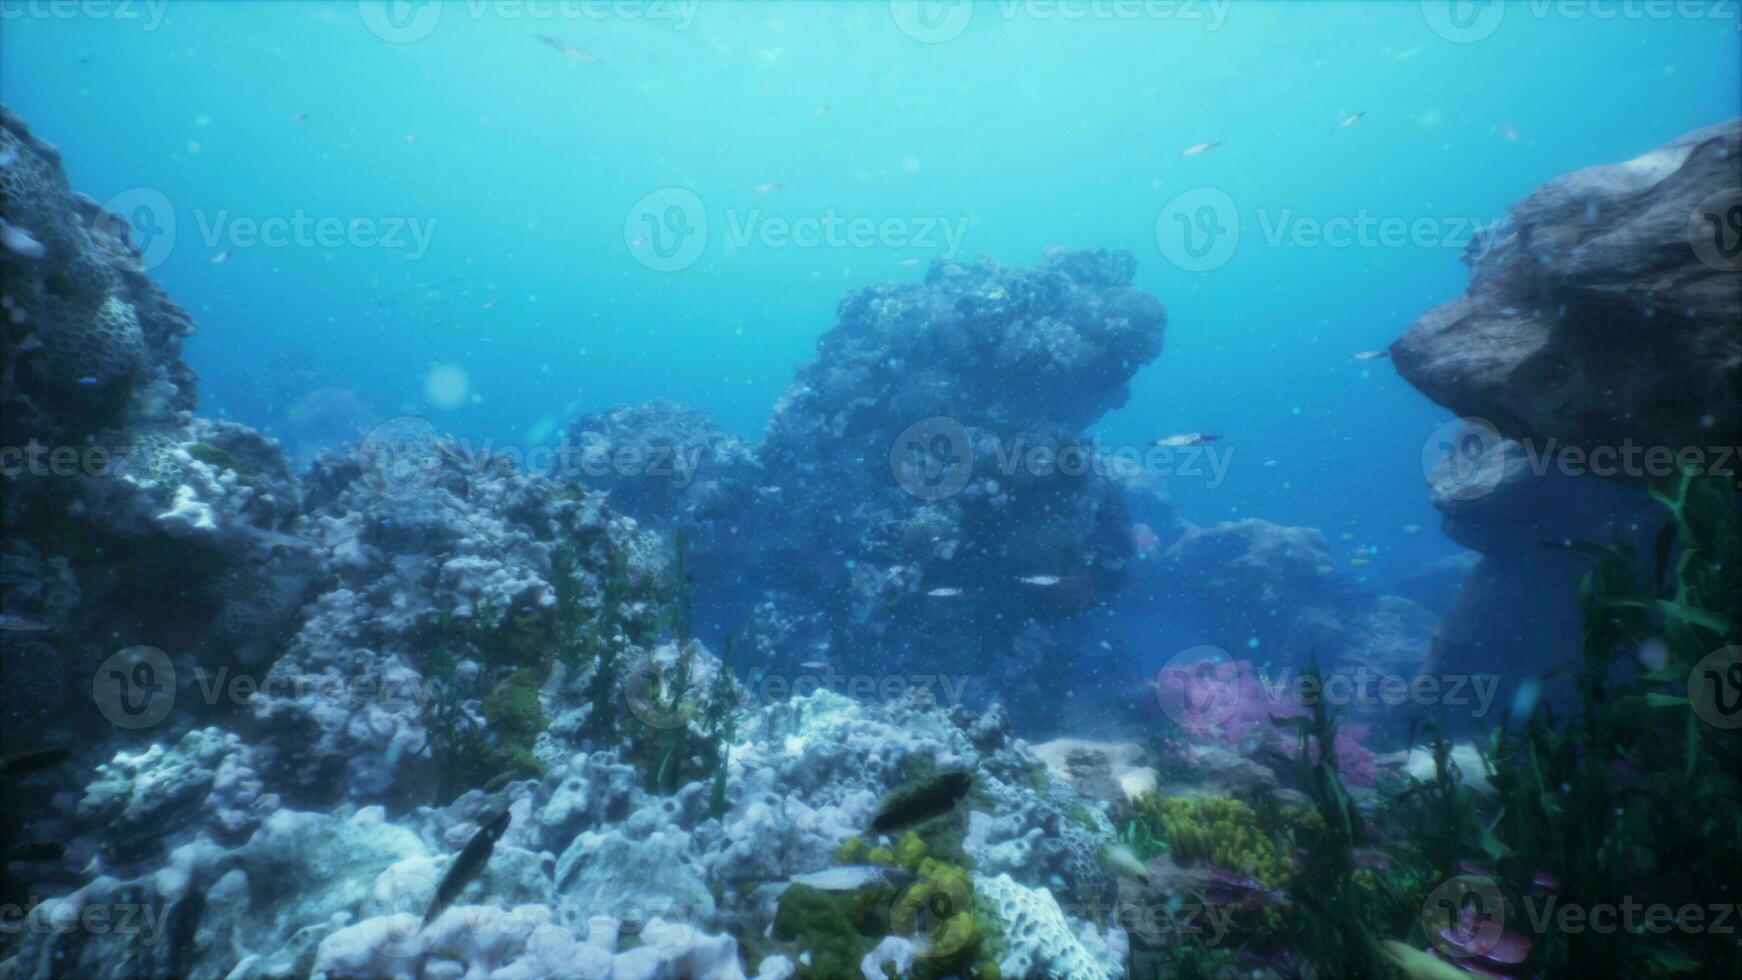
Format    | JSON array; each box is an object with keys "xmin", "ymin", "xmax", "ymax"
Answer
[
  {"xmin": 1496, "ymin": 121, "xmax": 1521, "ymax": 142},
  {"xmin": 1017, "ymin": 575, "xmax": 1062, "ymax": 587},
  {"xmin": 798, "ymin": 660, "xmax": 833, "ymax": 671},
  {"xmin": 1349, "ymin": 349, "xmax": 1388, "ymax": 361},
  {"xmin": 629, "ymin": 235, "xmax": 649, "ymax": 247},
  {"xmin": 76, "ymin": 377, "xmax": 100, "ymax": 387},
  {"xmin": 926, "ymin": 587, "xmax": 963, "ymax": 598},
  {"xmin": 0, "ymin": 614, "xmax": 54, "ymax": 632},
  {"xmin": 480, "ymin": 299, "xmax": 498, "ymax": 310},
  {"xmin": 534, "ymin": 33, "xmax": 602, "ymax": 64},
  {"xmin": 1179, "ymin": 141, "xmax": 1220, "ymax": 157},
  {"xmin": 1332, "ymin": 111, "xmax": 1366, "ymax": 132},
  {"xmin": 812, "ymin": 105, "xmax": 829, "ymax": 118},
  {"xmin": 754, "ymin": 182, "xmax": 783, "ymax": 194},
  {"xmin": 0, "ymin": 220, "xmax": 45, "ymax": 260},
  {"xmin": 1401, "ymin": 523, "xmax": 1420, "ymax": 534},
  {"xmin": 209, "ymin": 250, "xmax": 232, "ymax": 264},
  {"xmin": 869, "ymin": 770, "xmax": 973, "ymax": 834},
  {"xmin": 403, "ymin": 133, "xmax": 418, "ymax": 143},
  {"xmin": 1151, "ymin": 432, "xmax": 1220, "ymax": 448},
  {"xmin": 1102, "ymin": 843, "xmax": 1149, "ymax": 881},
  {"xmin": 788, "ymin": 865, "xmax": 915, "ymax": 892},
  {"xmin": 897, "ymin": 258, "xmax": 922, "ymax": 267},
  {"xmin": 423, "ymin": 810, "xmax": 511, "ymax": 926},
  {"xmin": 290, "ymin": 113, "xmax": 309, "ymax": 122},
  {"xmin": 0, "ymin": 745, "xmax": 71, "ymax": 776},
  {"xmin": 1349, "ymin": 557, "xmax": 1372, "ymax": 567}
]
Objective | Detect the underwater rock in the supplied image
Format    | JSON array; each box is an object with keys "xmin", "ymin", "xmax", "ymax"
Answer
[
  {"xmin": 1030, "ymin": 738, "xmax": 1157, "ymax": 804},
  {"xmin": 1395, "ymin": 551, "xmax": 1481, "ymax": 615},
  {"xmin": 0, "ymin": 109, "xmax": 316, "ymax": 841},
  {"xmin": 1393, "ymin": 118, "xmax": 1741, "ymax": 466},
  {"xmin": 1152, "ymin": 518, "xmax": 1437, "ymax": 685},
  {"xmin": 974, "ymin": 872, "xmax": 1125, "ymax": 980}
]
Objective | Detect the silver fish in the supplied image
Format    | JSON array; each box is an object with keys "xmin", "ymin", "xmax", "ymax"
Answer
[
  {"xmin": 788, "ymin": 865, "xmax": 916, "ymax": 892},
  {"xmin": 1349, "ymin": 350, "xmax": 1389, "ymax": 361},
  {"xmin": 1017, "ymin": 575, "xmax": 1063, "ymax": 587},
  {"xmin": 1152, "ymin": 432, "xmax": 1221, "ymax": 448}
]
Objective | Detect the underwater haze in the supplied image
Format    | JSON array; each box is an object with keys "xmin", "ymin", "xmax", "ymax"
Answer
[{"xmin": 2, "ymin": 2, "xmax": 1740, "ymax": 979}]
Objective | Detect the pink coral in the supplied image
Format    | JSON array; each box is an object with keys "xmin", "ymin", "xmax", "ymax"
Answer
[{"xmin": 1156, "ymin": 657, "xmax": 1378, "ymax": 786}]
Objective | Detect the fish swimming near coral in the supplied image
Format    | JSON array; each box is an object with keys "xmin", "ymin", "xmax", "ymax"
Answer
[
  {"xmin": 534, "ymin": 33, "xmax": 602, "ymax": 64},
  {"xmin": 1102, "ymin": 842, "xmax": 1150, "ymax": 881},
  {"xmin": 1152, "ymin": 432, "xmax": 1221, "ymax": 448},
  {"xmin": 1349, "ymin": 349, "xmax": 1388, "ymax": 361},
  {"xmin": 0, "ymin": 614, "xmax": 54, "ymax": 633},
  {"xmin": 0, "ymin": 745, "xmax": 70, "ymax": 777},
  {"xmin": 0, "ymin": 220, "xmax": 45, "ymax": 260},
  {"xmin": 869, "ymin": 769, "xmax": 973, "ymax": 834},
  {"xmin": 788, "ymin": 864, "xmax": 916, "ymax": 892},
  {"xmin": 423, "ymin": 810, "xmax": 511, "ymax": 926}
]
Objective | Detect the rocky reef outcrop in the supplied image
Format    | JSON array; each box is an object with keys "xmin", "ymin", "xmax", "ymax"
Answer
[
  {"xmin": 1394, "ymin": 119, "xmax": 1741, "ymax": 684},
  {"xmin": 572, "ymin": 249, "xmax": 1168, "ymax": 722},
  {"xmin": 0, "ymin": 106, "xmax": 318, "ymax": 773}
]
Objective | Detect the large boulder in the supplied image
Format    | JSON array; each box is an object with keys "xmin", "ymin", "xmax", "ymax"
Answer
[
  {"xmin": 1393, "ymin": 120, "xmax": 1740, "ymax": 686},
  {"xmin": 1392, "ymin": 118, "xmax": 1740, "ymax": 462}
]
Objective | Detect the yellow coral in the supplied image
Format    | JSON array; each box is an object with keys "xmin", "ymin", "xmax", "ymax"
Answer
[{"xmin": 1147, "ymin": 794, "xmax": 1292, "ymax": 887}]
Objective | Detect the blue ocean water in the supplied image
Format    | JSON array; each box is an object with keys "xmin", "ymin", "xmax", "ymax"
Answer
[{"xmin": 2, "ymin": 0, "xmax": 1737, "ymax": 589}]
